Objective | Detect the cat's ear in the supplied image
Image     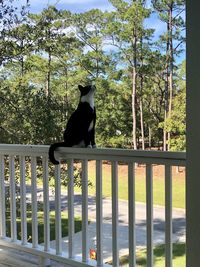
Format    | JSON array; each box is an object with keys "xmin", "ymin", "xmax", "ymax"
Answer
[{"xmin": 78, "ymin": 85, "xmax": 84, "ymax": 91}]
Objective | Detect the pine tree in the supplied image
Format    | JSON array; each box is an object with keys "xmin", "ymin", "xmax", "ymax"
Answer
[
  {"xmin": 152, "ymin": 0, "xmax": 185, "ymax": 150},
  {"xmin": 105, "ymin": 0, "xmax": 153, "ymax": 149}
]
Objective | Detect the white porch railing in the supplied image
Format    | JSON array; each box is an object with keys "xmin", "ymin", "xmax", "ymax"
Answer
[{"xmin": 0, "ymin": 144, "xmax": 186, "ymax": 267}]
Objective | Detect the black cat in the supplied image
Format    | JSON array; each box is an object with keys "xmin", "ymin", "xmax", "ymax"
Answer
[{"xmin": 49, "ymin": 84, "xmax": 96, "ymax": 165}]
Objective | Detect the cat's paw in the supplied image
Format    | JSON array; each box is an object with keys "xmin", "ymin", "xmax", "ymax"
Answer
[
  {"xmin": 87, "ymin": 145, "xmax": 92, "ymax": 148},
  {"xmin": 92, "ymin": 144, "xmax": 97, "ymax": 148}
]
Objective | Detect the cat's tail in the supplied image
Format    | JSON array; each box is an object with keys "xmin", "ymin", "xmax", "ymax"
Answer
[{"xmin": 49, "ymin": 142, "xmax": 68, "ymax": 165}]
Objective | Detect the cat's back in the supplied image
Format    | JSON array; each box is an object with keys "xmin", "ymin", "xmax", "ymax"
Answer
[{"xmin": 66, "ymin": 102, "xmax": 94, "ymax": 128}]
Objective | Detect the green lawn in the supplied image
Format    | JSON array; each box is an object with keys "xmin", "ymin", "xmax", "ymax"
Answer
[
  {"xmin": 25, "ymin": 161, "xmax": 185, "ymax": 209},
  {"xmin": 6, "ymin": 210, "xmax": 82, "ymax": 243},
  {"xmin": 75, "ymin": 162, "xmax": 185, "ymax": 209},
  {"xmin": 107, "ymin": 243, "xmax": 186, "ymax": 267}
]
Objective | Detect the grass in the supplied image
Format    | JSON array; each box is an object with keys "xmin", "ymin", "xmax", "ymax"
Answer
[
  {"xmin": 75, "ymin": 161, "xmax": 185, "ymax": 209},
  {"xmin": 6, "ymin": 210, "xmax": 82, "ymax": 244},
  {"xmin": 24, "ymin": 160, "xmax": 185, "ymax": 209},
  {"xmin": 107, "ymin": 243, "xmax": 186, "ymax": 267}
]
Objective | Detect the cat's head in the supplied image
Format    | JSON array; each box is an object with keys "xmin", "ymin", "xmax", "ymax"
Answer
[
  {"xmin": 79, "ymin": 84, "xmax": 95, "ymax": 108},
  {"xmin": 78, "ymin": 84, "xmax": 96, "ymax": 97}
]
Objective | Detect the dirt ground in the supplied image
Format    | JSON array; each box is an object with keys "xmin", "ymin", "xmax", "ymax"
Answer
[{"xmin": 85, "ymin": 160, "xmax": 185, "ymax": 181}]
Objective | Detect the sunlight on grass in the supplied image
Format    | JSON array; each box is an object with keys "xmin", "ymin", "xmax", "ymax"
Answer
[
  {"xmin": 107, "ymin": 243, "xmax": 185, "ymax": 267},
  {"xmin": 75, "ymin": 161, "xmax": 185, "ymax": 209},
  {"xmin": 6, "ymin": 210, "xmax": 82, "ymax": 243}
]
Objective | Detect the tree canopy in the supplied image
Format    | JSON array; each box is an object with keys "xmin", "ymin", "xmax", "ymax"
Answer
[{"xmin": 0, "ymin": 0, "xmax": 186, "ymax": 151}]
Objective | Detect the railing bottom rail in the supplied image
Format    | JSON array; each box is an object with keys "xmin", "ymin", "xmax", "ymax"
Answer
[{"xmin": 0, "ymin": 238, "xmax": 106, "ymax": 267}]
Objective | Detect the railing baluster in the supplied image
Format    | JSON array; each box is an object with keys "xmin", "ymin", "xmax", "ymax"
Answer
[
  {"xmin": 112, "ymin": 161, "xmax": 119, "ymax": 267},
  {"xmin": 0, "ymin": 145, "xmax": 185, "ymax": 267},
  {"xmin": 82, "ymin": 159, "xmax": 89, "ymax": 262},
  {"xmin": 31, "ymin": 156, "xmax": 38, "ymax": 248},
  {"xmin": 68, "ymin": 159, "xmax": 74, "ymax": 258},
  {"xmin": 96, "ymin": 160, "xmax": 103, "ymax": 266},
  {"xmin": 20, "ymin": 156, "xmax": 27, "ymax": 245},
  {"xmin": 43, "ymin": 156, "xmax": 50, "ymax": 252},
  {"xmin": 0, "ymin": 155, "xmax": 6, "ymax": 238},
  {"xmin": 55, "ymin": 164, "xmax": 62, "ymax": 255},
  {"xmin": 128, "ymin": 162, "xmax": 136, "ymax": 267},
  {"xmin": 165, "ymin": 164, "xmax": 172, "ymax": 267},
  {"xmin": 9, "ymin": 156, "xmax": 17, "ymax": 242},
  {"xmin": 146, "ymin": 163, "xmax": 153, "ymax": 267}
]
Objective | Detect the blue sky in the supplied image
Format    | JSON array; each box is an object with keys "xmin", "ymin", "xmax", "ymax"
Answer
[{"xmin": 29, "ymin": 0, "xmax": 114, "ymax": 13}]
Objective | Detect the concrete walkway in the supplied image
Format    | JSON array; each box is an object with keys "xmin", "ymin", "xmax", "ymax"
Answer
[
  {"xmin": 0, "ymin": 193, "xmax": 185, "ymax": 266},
  {"xmin": 49, "ymin": 194, "xmax": 185, "ymax": 263}
]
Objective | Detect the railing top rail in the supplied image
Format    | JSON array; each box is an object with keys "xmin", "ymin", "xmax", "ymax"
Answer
[
  {"xmin": 0, "ymin": 144, "xmax": 48, "ymax": 156},
  {"xmin": 0, "ymin": 144, "xmax": 186, "ymax": 165},
  {"xmin": 57, "ymin": 147, "xmax": 186, "ymax": 166}
]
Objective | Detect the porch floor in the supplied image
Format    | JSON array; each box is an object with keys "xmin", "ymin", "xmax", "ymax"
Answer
[{"xmin": 0, "ymin": 246, "xmax": 71, "ymax": 267}]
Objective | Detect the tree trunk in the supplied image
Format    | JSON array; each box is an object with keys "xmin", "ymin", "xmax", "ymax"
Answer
[
  {"xmin": 139, "ymin": 35, "xmax": 145, "ymax": 150},
  {"xmin": 20, "ymin": 40, "xmax": 24, "ymax": 77},
  {"xmin": 163, "ymin": 109, "xmax": 167, "ymax": 151},
  {"xmin": 139, "ymin": 98, "xmax": 145, "ymax": 150},
  {"xmin": 167, "ymin": 5, "xmax": 173, "ymax": 151},
  {"xmin": 132, "ymin": 66, "xmax": 137, "ymax": 150},
  {"xmin": 168, "ymin": 70, "xmax": 173, "ymax": 151},
  {"xmin": 163, "ymin": 11, "xmax": 171, "ymax": 151},
  {"xmin": 148, "ymin": 126, "xmax": 151, "ymax": 149},
  {"xmin": 163, "ymin": 61, "xmax": 168, "ymax": 151},
  {"xmin": 64, "ymin": 66, "xmax": 69, "ymax": 121},
  {"xmin": 95, "ymin": 42, "xmax": 100, "ymax": 78},
  {"xmin": 20, "ymin": 56, "xmax": 24, "ymax": 78},
  {"xmin": 132, "ymin": 31, "xmax": 137, "ymax": 150},
  {"xmin": 46, "ymin": 50, "xmax": 51, "ymax": 98}
]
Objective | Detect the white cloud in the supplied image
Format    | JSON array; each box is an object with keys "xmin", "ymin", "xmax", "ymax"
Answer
[
  {"xmin": 27, "ymin": 0, "xmax": 114, "ymax": 13},
  {"xmin": 55, "ymin": 0, "xmax": 98, "ymax": 4}
]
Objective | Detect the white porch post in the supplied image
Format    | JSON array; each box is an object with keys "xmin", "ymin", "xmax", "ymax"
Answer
[{"xmin": 186, "ymin": 1, "xmax": 200, "ymax": 266}]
